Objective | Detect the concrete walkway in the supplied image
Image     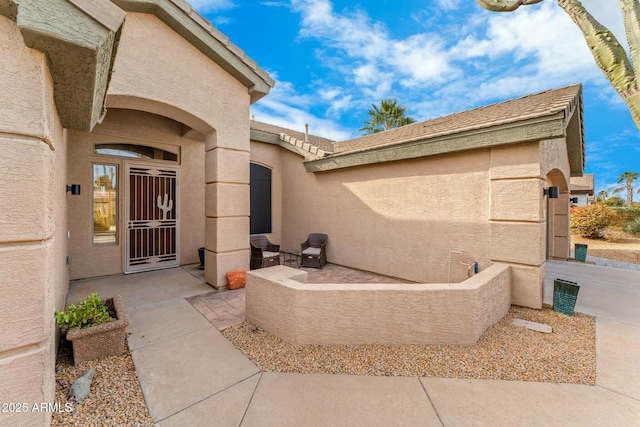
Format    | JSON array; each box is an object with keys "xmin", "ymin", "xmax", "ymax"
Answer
[{"xmin": 67, "ymin": 264, "xmax": 640, "ymax": 426}]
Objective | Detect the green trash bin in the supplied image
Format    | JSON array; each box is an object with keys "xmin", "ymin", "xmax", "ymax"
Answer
[
  {"xmin": 553, "ymin": 279, "xmax": 580, "ymax": 316},
  {"xmin": 574, "ymin": 243, "xmax": 588, "ymax": 262}
]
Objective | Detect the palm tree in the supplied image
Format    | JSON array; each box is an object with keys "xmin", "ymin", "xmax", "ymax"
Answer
[
  {"xmin": 359, "ymin": 99, "xmax": 416, "ymax": 134},
  {"xmin": 597, "ymin": 190, "xmax": 608, "ymax": 203},
  {"xmin": 612, "ymin": 171, "xmax": 640, "ymax": 207}
]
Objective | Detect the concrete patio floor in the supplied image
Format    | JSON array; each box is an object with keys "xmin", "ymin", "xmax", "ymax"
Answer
[{"xmin": 66, "ymin": 263, "xmax": 640, "ymax": 426}]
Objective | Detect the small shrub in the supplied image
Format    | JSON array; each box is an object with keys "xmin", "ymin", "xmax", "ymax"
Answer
[
  {"xmin": 626, "ymin": 217, "xmax": 640, "ymax": 236},
  {"xmin": 55, "ymin": 292, "xmax": 114, "ymax": 329},
  {"xmin": 603, "ymin": 196, "xmax": 625, "ymax": 207},
  {"xmin": 609, "ymin": 206, "xmax": 640, "ymax": 229},
  {"xmin": 608, "ymin": 208, "xmax": 628, "ymax": 229},
  {"xmin": 570, "ymin": 204, "xmax": 611, "ymax": 238},
  {"xmin": 602, "ymin": 229, "xmax": 625, "ymax": 242}
]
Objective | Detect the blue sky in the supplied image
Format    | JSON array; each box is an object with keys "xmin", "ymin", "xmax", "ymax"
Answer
[{"xmin": 193, "ymin": 0, "xmax": 640, "ymax": 194}]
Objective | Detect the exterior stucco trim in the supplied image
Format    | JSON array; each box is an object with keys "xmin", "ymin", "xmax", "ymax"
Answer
[
  {"xmin": 3, "ymin": 0, "xmax": 126, "ymax": 131},
  {"xmin": 304, "ymin": 114, "xmax": 566, "ymax": 173},
  {"xmin": 110, "ymin": 0, "xmax": 274, "ymax": 103}
]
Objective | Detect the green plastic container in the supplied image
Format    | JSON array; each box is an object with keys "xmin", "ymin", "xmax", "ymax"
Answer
[
  {"xmin": 553, "ymin": 279, "xmax": 580, "ymax": 316},
  {"xmin": 574, "ymin": 243, "xmax": 588, "ymax": 262}
]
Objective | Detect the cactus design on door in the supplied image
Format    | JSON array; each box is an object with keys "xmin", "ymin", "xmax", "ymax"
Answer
[{"xmin": 125, "ymin": 164, "xmax": 179, "ymax": 273}]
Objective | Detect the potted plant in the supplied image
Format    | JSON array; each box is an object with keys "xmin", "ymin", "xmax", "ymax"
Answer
[{"xmin": 55, "ymin": 293, "xmax": 130, "ymax": 365}]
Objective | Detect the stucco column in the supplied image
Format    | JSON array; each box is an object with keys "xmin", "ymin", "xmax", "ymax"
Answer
[
  {"xmin": 204, "ymin": 131, "xmax": 251, "ymax": 288},
  {"xmin": 549, "ymin": 192, "xmax": 570, "ymax": 259},
  {"xmin": 0, "ymin": 14, "xmax": 70, "ymax": 426},
  {"xmin": 489, "ymin": 144, "xmax": 546, "ymax": 309}
]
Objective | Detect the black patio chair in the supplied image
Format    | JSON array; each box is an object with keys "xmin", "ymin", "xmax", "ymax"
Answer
[
  {"xmin": 300, "ymin": 233, "xmax": 328, "ymax": 269},
  {"xmin": 250, "ymin": 235, "xmax": 281, "ymax": 270}
]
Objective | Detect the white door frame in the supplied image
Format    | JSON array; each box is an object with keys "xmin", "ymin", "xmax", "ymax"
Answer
[{"xmin": 124, "ymin": 163, "xmax": 180, "ymax": 273}]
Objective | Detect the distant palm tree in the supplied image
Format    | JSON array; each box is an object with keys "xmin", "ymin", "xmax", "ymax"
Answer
[
  {"xmin": 359, "ymin": 99, "xmax": 416, "ymax": 134},
  {"xmin": 597, "ymin": 190, "xmax": 608, "ymax": 203},
  {"xmin": 612, "ymin": 171, "xmax": 640, "ymax": 207}
]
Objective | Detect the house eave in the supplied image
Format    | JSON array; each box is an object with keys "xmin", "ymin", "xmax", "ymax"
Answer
[
  {"xmin": 304, "ymin": 113, "xmax": 567, "ymax": 173},
  {"xmin": 0, "ymin": 0, "xmax": 274, "ymax": 133},
  {"xmin": 2, "ymin": 0, "xmax": 126, "ymax": 131},
  {"xmin": 250, "ymin": 129, "xmax": 325, "ymax": 161},
  {"xmin": 111, "ymin": 0, "xmax": 274, "ymax": 103}
]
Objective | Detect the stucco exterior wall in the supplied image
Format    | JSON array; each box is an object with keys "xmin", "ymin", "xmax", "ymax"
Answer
[
  {"xmin": 107, "ymin": 13, "xmax": 252, "ymax": 287},
  {"xmin": 278, "ymin": 146, "xmax": 493, "ymax": 284},
  {"xmin": 0, "ymin": 14, "xmax": 68, "ymax": 427},
  {"xmin": 67, "ymin": 109, "xmax": 205, "ymax": 280},
  {"xmin": 254, "ymin": 134, "xmax": 572, "ymax": 309},
  {"xmin": 246, "ymin": 264, "xmax": 511, "ymax": 345}
]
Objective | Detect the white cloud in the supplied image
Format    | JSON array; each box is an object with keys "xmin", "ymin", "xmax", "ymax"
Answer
[
  {"xmin": 390, "ymin": 34, "xmax": 459, "ymax": 87},
  {"xmin": 188, "ymin": 0, "xmax": 235, "ymax": 13},
  {"xmin": 250, "ymin": 72, "xmax": 354, "ymax": 141},
  {"xmin": 434, "ymin": 0, "xmax": 462, "ymax": 11},
  {"xmin": 291, "ymin": 0, "xmax": 454, "ymax": 94},
  {"xmin": 256, "ymin": 0, "xmax": 635, "ymax": 137}
]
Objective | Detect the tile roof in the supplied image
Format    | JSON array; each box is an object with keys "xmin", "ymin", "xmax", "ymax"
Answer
[
  {"xmin": 332, "ymin": 84, "xmax": 583, "ymax": 155},
  {"xmin": 250, "ymin": 120, "xmax": 335, "ymax": 153}
]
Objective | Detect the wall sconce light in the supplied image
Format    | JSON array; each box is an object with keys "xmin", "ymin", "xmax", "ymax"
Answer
[
  {"xmin": 543, "ymin": 186, "xmax": 559, "ymax": 199},
  {"xmin": 66, "ymin": 184, "xmax": 81, "ymax": 195},
  {"xmin": 570, "ymin": 197, "xmax": 579, "ymax": 204}
]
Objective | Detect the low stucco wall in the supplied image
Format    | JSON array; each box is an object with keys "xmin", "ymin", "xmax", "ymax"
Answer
[
  {"xmin": 246, "ymin": 263, "xmax": 511, "ymax": 346},
  {"xmin": 251, "ymin": 136, "xmax": 574, "ymax": 310}
]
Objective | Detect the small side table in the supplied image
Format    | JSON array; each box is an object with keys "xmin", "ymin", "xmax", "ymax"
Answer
[{"xmin": 281, "ymin": 249, "xmax": 300, "ymax": 268}]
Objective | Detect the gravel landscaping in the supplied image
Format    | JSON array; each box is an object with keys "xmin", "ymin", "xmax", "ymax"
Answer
[
  {"xmin": 223, "ymin": 304, "xmax": 596, "ymax": 385},
  {"xmin": 571, "ymin": 234, "xmax": 640, "ymax": 265},
  {"xmin": 52, "ymin": 340, "xmax": 153, "ymax": 427}
]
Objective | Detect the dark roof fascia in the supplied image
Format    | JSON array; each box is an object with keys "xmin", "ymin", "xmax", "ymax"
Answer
[
  {"xmin": 304, "ymin": 113, "xmax": 567, "ymax": 173},
  {"xmin": 565, "ymin": 93, "xmax": 585, "ymax": 177}
]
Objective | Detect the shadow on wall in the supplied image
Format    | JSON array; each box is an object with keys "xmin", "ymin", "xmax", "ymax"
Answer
[{"xmin": 280, "ymin": 151, "xmax": 494, "ymax": 283}]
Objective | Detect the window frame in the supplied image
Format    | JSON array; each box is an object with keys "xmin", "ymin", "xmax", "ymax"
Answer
[
  {"xmin": 250, "ymin": 163, "xmax": 273, "ymax": 235},
  {"xmin": 92, "ymin": 163, "xmax": 119, "ymax": 246}
]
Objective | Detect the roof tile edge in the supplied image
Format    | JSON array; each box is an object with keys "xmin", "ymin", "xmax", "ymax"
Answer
[{"xmin": 279, "ymin": 133, "xmax": 326, "ymax": 160}]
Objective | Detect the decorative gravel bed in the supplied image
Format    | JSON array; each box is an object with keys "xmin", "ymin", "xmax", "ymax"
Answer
[
  {"xmin": 223, "ymin": 305, "xmax": 596, "ymax": 385},
  {"xmin": 52, "ymin": 340, "xmax": 153, "ymax": 427},
  {"xmin": 571, "ymin": 234, "xmax": 640, "ymax": 265}
]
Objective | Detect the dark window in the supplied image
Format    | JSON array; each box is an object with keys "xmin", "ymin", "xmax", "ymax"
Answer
[{"xmin": 250, "ymin": 163, "xmax": 272, "ymax": 234}]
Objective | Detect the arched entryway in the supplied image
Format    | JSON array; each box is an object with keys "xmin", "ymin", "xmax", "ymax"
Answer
[{"xmin": 545, "ymin": 169, "xmax": 570, "ymax": 260}]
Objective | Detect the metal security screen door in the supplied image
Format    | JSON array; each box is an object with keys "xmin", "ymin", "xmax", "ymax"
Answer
[{"xmin": 125, "ymin": 164, "xmax": 179, "ymax": 273}]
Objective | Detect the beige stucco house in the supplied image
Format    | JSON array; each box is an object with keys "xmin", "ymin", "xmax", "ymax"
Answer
[
  {"xmin": 0, "ymin": 1, "xmax": 273, "ymax": 425},
  {"xmin": 1, "ymin": 0, "xmax": 585, "ymax": 424},
  {"xmin": 250, "ymin": 84, "xmax": 584, "ymax": 300},
  {"xmin": 570, "ymin": 173, "xmax": 595, "ymax": 205}
]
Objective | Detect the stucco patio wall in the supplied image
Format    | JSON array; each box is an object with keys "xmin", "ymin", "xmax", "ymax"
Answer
[
  {"xmin": 245, "ymin": 263, "xmax": 511, "ymax": 346},
  {"xmin": 251, "ymin": 135, "xmax": 572, "ymax": 309}
]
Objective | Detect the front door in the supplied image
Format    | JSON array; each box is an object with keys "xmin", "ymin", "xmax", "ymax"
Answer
[{"xmin": 125, "ymin": 163, "xmax": 179, "ymax": 273}]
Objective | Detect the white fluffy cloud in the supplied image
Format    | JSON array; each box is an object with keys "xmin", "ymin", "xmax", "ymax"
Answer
[
  {"xmin": 188, "ymin": 0, "xmax": 235, "ymax": 13},
  {"xmin": 292, "ymin": 0, "xmax": 454, "ymax": 90},
  {"xmin": 253, "ymin": 0, "xmax": 632, "ymax": 140}
]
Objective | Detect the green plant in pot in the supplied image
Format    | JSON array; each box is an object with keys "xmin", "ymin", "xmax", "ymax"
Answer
[
  {"xmin": 55, "ymin": 292, "xmax": 114, "ymax": 330},
  {"xmin": 56, "ymin": 293, "xmax": 130, "ymax": 365}
]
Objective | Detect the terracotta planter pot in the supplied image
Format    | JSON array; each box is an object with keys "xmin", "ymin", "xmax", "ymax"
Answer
[
  {"xmin": 226, "ymin": 269, "xmax": 246, "ymax": 290},
  {"xmin": 66, "ymin": 295, "xmax": 130, "ymax": 365}
]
